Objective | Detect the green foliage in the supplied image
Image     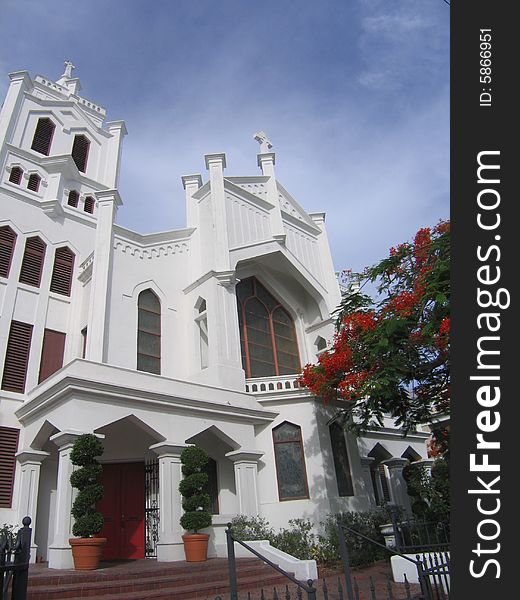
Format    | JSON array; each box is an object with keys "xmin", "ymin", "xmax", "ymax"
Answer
[
  {"xmin": 404, "ymin": 459, "xmax": 450, "ymax": 523},
  {"xmin": 178, "ymin": 445, "xmax": 212, "ymax": 533},
  {"xmin": 69, "ymin": 434, "xmax": 104, "ymax": 538},
  {"xmin": 0, "ymin": 523, "xmax": 17, "ymax": 546}
]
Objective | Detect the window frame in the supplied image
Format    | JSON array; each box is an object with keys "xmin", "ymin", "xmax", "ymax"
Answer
[
  {"xmin": 19, "ymin": 236, "xmax": 46, "ymax": 288},
  {"xmin": 27, "ymin": 173, "xmax": 41, "ymax": 192},
  {"xmin": 0, "ymin": 426, "xmax": 20, "ymax": 508},
  {"xmin": 329, "ymin": 422, "xmax": 355, "ymax": 497},
  {"xmin": 0, "ymin": 226, "xmax": 17, "ymax": 279},
  {"xmin": 137, "ymin": 289, "xmax": 161, "ymax": 375},
  {"xmin": 71, "ymin": 134, "xmax": 90, "ymax": 173},
  {"xmin": 31, "ymin": 117, "xmax": 55, "ymax": 156},
  {"xmin": 237, "ymin": 277, "xmax": 301, "ymax": 378},
  {"xmin": 49, "ymin": 246, "xmax": 75, "ymax": 297},
  {"xmin": 272, "ymin": 421, "xmax": 310, "ymax": 502},
  {"xmin": 8, "ymin": 166, "xmax": 23, "ymax": 185}
]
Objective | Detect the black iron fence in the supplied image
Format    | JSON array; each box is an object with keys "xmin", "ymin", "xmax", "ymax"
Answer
[
  {"xmin": 0, "ymin": 517, "xmax": 31, "ymax": 600},
  {"xmin": 338, "ymin": 523, "xmax": 450, "ymax": 600},
  {"xmin": 388, "ymin": 512, "xmax": 450, "ymax": 554}
]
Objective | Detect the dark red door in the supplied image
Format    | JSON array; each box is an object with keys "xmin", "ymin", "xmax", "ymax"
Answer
[{"xmin": 97, "ymin": 463, "xmax": 145, "ymax": 560}]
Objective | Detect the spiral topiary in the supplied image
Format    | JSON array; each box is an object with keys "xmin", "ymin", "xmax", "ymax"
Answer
[
  {"xmin": 179, "ymin": 445, "xmax": 212, "ymax": 533},
  {"xmin": 70, "ymin": 434, "xmax": 105, "ymax": 538}
]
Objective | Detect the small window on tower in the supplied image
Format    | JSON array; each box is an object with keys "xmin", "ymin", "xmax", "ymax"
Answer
[
  {"xmin": 8, "ymin": 166, "xmax": 23, "ymax": 185},
  {"xmin": 67, "ymin": 190, "xmax": 79, "ymax": 207},
  {"xmin": 84, "ymin": 196, "xmax": 95, "ymax": 214},
  {"xmin": 31, "ymin": 118, "xmax": 55, "ymax": 156},
  {"xmin": 27, "ymin": 173, "xmax": 41, "ymax": 192},
  {"xmin": 71, "ymin": 135, "xmax": 90, "ymax": 172}
]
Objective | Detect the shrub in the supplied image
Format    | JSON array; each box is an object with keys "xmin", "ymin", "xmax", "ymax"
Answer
[
  {"xmin": 69, "ymin": 434, "xmax": 104, "ymax": 538},
  {"xmin": 179, "ymin": 446, "xmax": 212, "ymax": 533},
  {"xmin": 403, "ymin": 459, "xmax": 450, "ymax": 523},
  {"xmin": 0, "ymin": 523, "xmax": 18, "ymax": 547}
]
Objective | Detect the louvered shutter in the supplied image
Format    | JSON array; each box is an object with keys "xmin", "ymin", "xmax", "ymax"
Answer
[
  {"xmin": 71, "ymin": 135, "xmax": 90, "ymax": 172},
  {"xmin": 31, "ymin": 118, "xmax": 55, "ymax": 156},
  {"xmin": 0, "ymin": 427, "xmax": 19, "ymax": 507},
  {"xmin": 0, "ymin": 226, "xmax": 17, "ymax": 278},
  {"xmin": 1, "ymin": 321, "xmax": 33, "ymax": 393},
  {"xmin": 27, "ymin": 173, "xmax": 41, "ymax": 192},
  {"xmin": 19, "ymin": 237, "xmax": 46, "ymax": 287},
  {"xmin": 67, "ymin": 190, "xmax": 79, "ymax": 207},
  {"xmin": 49, "ymin": 247, "xmax": 75, "ymax": 296},
  {"xmin": 38, "ymin": 329, "xmax": 66, "ymax": 383},
  {"xmin": 8, "ymin": 166, "xmax": 23, "ymax": 184},
  {"xmin": 84, "ymin": 196, "xmax": 95, "ymax": 214}
]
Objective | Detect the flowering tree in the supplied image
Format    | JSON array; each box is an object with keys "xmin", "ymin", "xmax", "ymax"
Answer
[{"xmin": 300, "ymin": 221, "xmax": 450, "ymax": 453}]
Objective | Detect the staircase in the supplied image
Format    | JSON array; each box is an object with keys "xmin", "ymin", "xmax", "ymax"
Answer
[{"xmin": 27, "ymin": 557, "xmax": 292, "ymax": 600}]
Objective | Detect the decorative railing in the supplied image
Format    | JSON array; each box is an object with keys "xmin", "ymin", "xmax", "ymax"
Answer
[
  {"xmin": 0, "ymin": 517, "xmax": 32, "ymax": 600},
  {"xmin": 245, "ymin": 375, "xmax": 307, "ymax": 395}
]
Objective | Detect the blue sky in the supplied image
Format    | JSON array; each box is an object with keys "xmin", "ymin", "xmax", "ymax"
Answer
[{"xmin": 0, "ymin": 0, "xmax": 449, "ymax": 274}]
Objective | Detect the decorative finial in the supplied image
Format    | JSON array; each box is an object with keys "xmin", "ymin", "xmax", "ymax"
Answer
[
  {"xmin": 62, "ymin": 60, "xmax": 75, "ymax": 79},
  {"xmin": 254, "ymin": 131, "xmax": 273, "ymax": 153}
]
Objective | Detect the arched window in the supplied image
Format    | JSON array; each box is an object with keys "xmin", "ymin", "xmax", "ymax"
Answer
[
  {"xmin": 71, "ymin": 134, "xmax": 90, "ymax": 172},
  {"xmin": 27, "ymin": 173, "xmax": 41, "ymax": 192},
  {"xmin": 19, "ymin": 236, "xmax": 46, "ymax": 288},
  {"xmin": 137, "ymin": 289, "xmax": 161, "ymax": 374},
  {"xmin": 195, "ymin": 298, "xmax": 208, "ymax": 370},
  {"xmin": 272, "ymin": 422, "xmax": 309, "ymax": 500},
  {"xmin": 31, "ymin": 117, "xmax": 55, "ymax": 156},
  {"xmin": 8, "ymin": 166, "xmax": 23, "ymax": 185},
  {"xmin": 0, "ymin": 226, "xmax": 17, "ymax": 278},
  {"xmin": 329, "ymin": 422, "xmax": 354, "ymax": 497},
  {"xmin": 50, "ymin": 246, "xmax": 75, "ymax": 296},
  {"xmin": 84, "ymin": 196, "xmax": 95, "ymax": 214},
  {"xmin": 236, "ymin": 277, "xmax": 300, "ymax": 378},
  {"xmin": 67, "ymin": 190, "xmax": 79, "ymax": 207}
]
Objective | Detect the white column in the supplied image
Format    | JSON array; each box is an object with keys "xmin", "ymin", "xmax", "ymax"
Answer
[
  {"xmin": 309, "ymin": 212, "xmax": 342, "ymax": 308},
  {"xmin": 204, "ymin": 153, "xmax": 230, "ymax": 271},
  {"xmin": 105, "ymin": 121, "xmax": 128, "ymax": 188},
  {"xmin": 0, "ymin": 71, "xmax": 31, "ymax": 151},
  {"xmin": 181, "ymin": 174, "xmax": 203, "ymax": 229},
  {"xmin": 381, "ymin": 458, "xmax": 412, "ymax": 516},
  {"xmin": 150, "ymin": 443, "xmax": 188, "ymax": 562},
  {"xmin": 225, "ymin": 450, "xmax": 263, "ymax": 517},
  {"xmin": 257, "ymin": 152, "xmax": 285, "ymax": 242},
  {"xmin": 86, "ymin": 189, "xmax": 122, "ymax": 362},
  {"xmin": 414, "ymin": 458, "xmax": 435, "ymax": 476},
  {"xmin": 16, "ymin": 450, "xmax": 49, "ymax": 563},
  {"xmin": 47, "ymin": 431, "xmax": 83, "ymax": 569},
  {"xmin": 359, "ymin": 456, "xmax": 376, "ymax": 508}
]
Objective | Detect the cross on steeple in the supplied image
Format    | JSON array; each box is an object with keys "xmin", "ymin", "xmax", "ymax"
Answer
[{"xmin": 254, "ymin": 131, "xmax": 273, "ymax": 153}]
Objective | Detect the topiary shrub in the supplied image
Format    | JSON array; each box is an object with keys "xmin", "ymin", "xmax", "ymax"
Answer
[
  {"xmin": 179, "ymin": 446, "xmax": 212, "ymax": 533},
  {"xmin": 70, "ymin": 434, "xmax": 104, "ymax": 538}
]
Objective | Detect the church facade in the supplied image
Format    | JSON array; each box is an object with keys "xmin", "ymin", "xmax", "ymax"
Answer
[{"xmin": 0, "ymin": 64, "xmax": 430, "ymax": 569}]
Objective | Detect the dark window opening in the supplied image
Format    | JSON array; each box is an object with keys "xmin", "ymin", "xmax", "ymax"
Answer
[
  {"xmin": 50, "ymin": 246, "xmax": 75, "ymax": 296},
  {"xmin": 31, "ymin": 118, "xmax": 55, "ymax": 156},
  {"xmin": 71, "ymin": 135, "xmax": 90, "ymax": 172},
  {"xmin": 273, "ymin": 422, "xmax": 309, "ymax": 500},
  {"xmin": 8, "ymin": 166, "xmax": 23, "ymax": 185},
  {"xmin": 19, "ymin": 236, "xmax": 46, "ymax": 288},
  {"xmin": 202, "ymin": 457, "xmax": 219, "ymax": 514},
  {"xmin": 67, "ymin": 190, "xmax": 79, "ymax": 207},
  {"xmin": 38, "ymin": 329, "xmax": 66, "ymax": 383},
  {"xmin": 27, "ymin": 173, "xmax": 41, "ymax": 192},
  {"xmin": 137, "ymin": 289, "xmax": 161, "ymax": 374},
  {"xmin": 1, "ymin": 321, "xmax": 33, "ymax": 393},
  {"xmin": 330, "ymin": 422, "xmax": 354, "ymax": 497},
  {"xmin": 84, "ymin": 196, "xmax": 95, "ymax": 214},
  {"xmin": 0, "ymin": 226, "xmax": 17, "ymax": 278},
  {"xmin": 0, "ymin": 426, "xmax": 20, "ymax": 507}
]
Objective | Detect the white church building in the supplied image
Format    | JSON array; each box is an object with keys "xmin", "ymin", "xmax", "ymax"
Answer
[{"xmin": 0, "ymin": 64, "xmax": 430, "ymax": 569}]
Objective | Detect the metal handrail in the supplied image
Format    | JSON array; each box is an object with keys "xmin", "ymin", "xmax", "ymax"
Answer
[{"xmin": 225, "ymin": 524, "xmax": 316, "ymax": 599}]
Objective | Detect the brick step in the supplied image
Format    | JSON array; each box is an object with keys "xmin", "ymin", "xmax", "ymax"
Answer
[
  {"xmin": 28, "ymin": 558, "xmax": 265, "ymax": 587},
  {"xmin": 28, "ymin": 572, "xmax": 291, "ymax": 600},
  {"xmin": 27, "ymin": 559, "xmax": 292, "ymax": 600}
]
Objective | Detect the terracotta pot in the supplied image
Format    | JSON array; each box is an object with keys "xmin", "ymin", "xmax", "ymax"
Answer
[
  {"xmin": 182, "ymin": 533, "xmax": 210, "ymax": 562},
  {"xmin": 69, "ymin": 537, "xmax": 107, "ymax": 570}
]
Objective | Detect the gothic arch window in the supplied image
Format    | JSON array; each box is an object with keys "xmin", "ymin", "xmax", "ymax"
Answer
[
  {"xmin": 272, "ymin": 421, "xmax": 309, "ymax": 501},
  {"xmin": 0, "ymin": 226, "xmax": 17, "ymax": 278},
  {"xmin": 71, "ymin": 134, "xmax": 90, "ymax": 172},
  {"xmin": 84, "ymin": 196, "xmax": 95, "ymax": 214},
  {"xmin": 31, "ymin": 117, "xmax": 55, "ymax": 156},
  {"xmin": 236, "ymin": 277, "xmax": 300, "ymax": 378},
  {"xmin": 67, "ymin": 190, "xmax": 79, "ymax": 207},
  {"xmin": 329, "ymin": 422, "xmax": 354, "ymax": 497},
  {"xmin": 195, "ymin": 298, "xmax": 208, "ymax": 370},
  {"xmin": 19, "ymin": 236, "xmax": 46, "ymax": 288},
  {"xmin": 8, "ymin": 166, "xmax": 23, "ymax": 185},
  {"xmin": 137, "ymin": 289, "xmax": 161, "ymax": 374}
]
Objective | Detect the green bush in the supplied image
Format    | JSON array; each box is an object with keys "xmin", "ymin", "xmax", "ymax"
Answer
[
  {"xmin": 403, "ymin": 459, "xmax": 450, "ymax": 524},
  {"xmin": 69, "ymin": 434, "xmax": 105, "ymax": 538},
  {"xmin": 0, "ymin": 523, "xmax": 17, "ymax": 546},
  {"xmin": 179, "ymin": 445, "xmax": 212, "ymax": 533},
  {"xmin": 230, "ymin": 515, "xmax": 274, "ymax": 541}
]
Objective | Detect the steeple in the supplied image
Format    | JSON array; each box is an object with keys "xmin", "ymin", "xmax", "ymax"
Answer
[{"xmin": 56, "ymin": 59, "xmax": 81, "ymax": 95}]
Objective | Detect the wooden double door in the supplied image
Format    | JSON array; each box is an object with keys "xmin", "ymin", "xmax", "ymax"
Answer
[{"xmin": 97, "ymin": 462, "xmax": 145, "ymax": 560}]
